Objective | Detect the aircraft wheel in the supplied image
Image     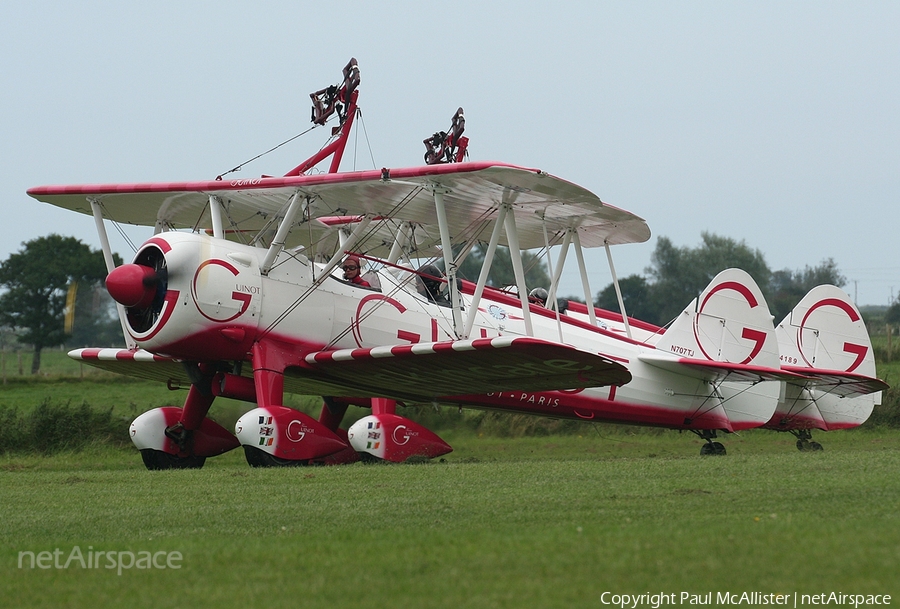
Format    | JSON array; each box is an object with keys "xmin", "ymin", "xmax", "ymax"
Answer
[
  {"xmin": 242, "ymin": 445, "xmax": 308, "ymax": 467},
  {"xmin": 700, "ymin": 442, "xmax": 726, "ymax": 456},
  {"xmin": 809, "ymin": 441, "xmax": 824, "ymax": 451},
  {"xmin": 796, "ymin": 439, "xmax": 810, "ymax": 451},
  {"xmin": 357, "ymin": 451, "xmax": 387, "ymax": 464},
  {"xmin": 140, "ymin": 449, "xmax": 206, "ymax": 471}
]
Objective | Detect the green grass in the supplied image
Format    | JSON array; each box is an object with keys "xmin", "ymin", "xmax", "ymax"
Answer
[
  {"xmin": 2, "ymin": 431, "xmax": 900, "ymax": 608},
  {"xmin": 0, "ymin": 348, "xmax": 103, "ymax": 378},
  {"xmin": 2, "ymin": 351, "xmax": 899, "ymax": 607}
]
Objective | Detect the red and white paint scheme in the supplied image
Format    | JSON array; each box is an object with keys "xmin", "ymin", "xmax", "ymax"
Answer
[{"xmin": 28, "ymin": 59, "xmax": 887, "ymax": 467}]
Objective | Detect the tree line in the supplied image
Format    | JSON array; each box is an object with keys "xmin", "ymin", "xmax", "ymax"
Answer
[
  {"xmin": 0, "ymin": 231, "xmax": 879, "ymax": 374},
  {"xmin": 0, "ymin": 235, "xmax": 121, "ymax": 374},
  {"xmin": 454, "ymin": 231, "xmax": 852, "ymax": 328},
  {"xmin": 593, "ymin": 232, "xmax": 849, "ymax": 327}
]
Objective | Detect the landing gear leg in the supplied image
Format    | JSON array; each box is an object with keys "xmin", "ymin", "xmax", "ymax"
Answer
[
  {"xmin": 791, "ymin": 429, "xmax": 823, "ymax": 452},
  {"xmin": 319, "ymin": 397, "xmax": 349, "ymax": 432},
  {"xmin": 692, "ymin": 430, "xmax": 727, "ymax": 456},
  {"xmin": 145, "ymin": 384, "xmax": 216, "ymax": 470}
]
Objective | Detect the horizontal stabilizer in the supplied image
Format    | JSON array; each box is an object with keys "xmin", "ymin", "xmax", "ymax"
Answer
[
  {"xmin": 639, "ymin": 353, "xmax": 807, "ymax": 384},
  {"xmin": 781, "ymin": 366, "xmax": 889, "ymax": 398},
  {"xmin": 293, "ymin": 336, "xmax": 632, "ymax": 402}
]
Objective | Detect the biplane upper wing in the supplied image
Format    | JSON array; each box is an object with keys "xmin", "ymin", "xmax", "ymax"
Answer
[
  {"xmin": 72, "ymin": 338, "xmax": 631, "ymax": 403},
  {"xmin": 27, "ymin": 162, "xmax": 650, "ymax": 255}
]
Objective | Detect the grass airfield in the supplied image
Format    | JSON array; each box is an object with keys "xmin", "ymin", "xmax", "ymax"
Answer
[
  {"xmin": 2, "ymin": 430, "xmax": 899, "ymax": 608},
  {"xmin": 1, "ymin": 352, "xmax": 899, "ymax": 607}
]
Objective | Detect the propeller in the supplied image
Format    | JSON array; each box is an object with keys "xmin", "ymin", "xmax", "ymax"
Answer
[{"xmin": 106, "ymin": 247, "xmax": 169, "ymax": 333}]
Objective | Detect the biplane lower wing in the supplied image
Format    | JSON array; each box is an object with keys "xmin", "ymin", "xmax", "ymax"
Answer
[
  {"xmin": 294, "ymin": 336, "xmax": 632, "ymax": 402},
  {"xmin": 70, "ymin": 348, "xmax": 189, "ymax": 385},
  {"xmin": 71, "ymin": 338, "xmax": 632, "ymax": 405}
]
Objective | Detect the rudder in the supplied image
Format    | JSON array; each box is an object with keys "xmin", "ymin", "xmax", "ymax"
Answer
[
  {"xmin": 771, "ymin": 285, "xmax": 884, "ymax": 430},
  {"xmin": 655, "ymin": 268, "xmax": 780, "ymax": 370},
  {"xmin": 653, "ymin": 269, "xmax": 781, "ymax": 429}
]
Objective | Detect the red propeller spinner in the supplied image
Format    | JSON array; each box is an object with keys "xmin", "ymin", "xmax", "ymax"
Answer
[{"xmin": 106, "ymin": 264, "xmax": 160, "ymax": 309}]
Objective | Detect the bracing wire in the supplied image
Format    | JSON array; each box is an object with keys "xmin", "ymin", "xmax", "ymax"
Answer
[
  {"xmin": 258, "ymin": 186, "xmax": 426, "ymax": 339},
  {"xmin": 216, "ymin": 124, "xmax": 320, "ymax": 180},
  {"xmin": 357, "ymin": 109, "xmax": 377, "ymax": 170},
  {"xmin": 111, "ymin": 220, "xmax": 139, "ymax": 254}
]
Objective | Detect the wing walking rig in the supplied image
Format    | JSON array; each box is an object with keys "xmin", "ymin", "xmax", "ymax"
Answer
[{"xmin": 28, "ymin": 59, "xmax": 888, "ymax": 468}]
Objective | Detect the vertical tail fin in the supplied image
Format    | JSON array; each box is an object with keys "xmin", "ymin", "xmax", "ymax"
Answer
[
  {"xmin": 652, "ymin": 269, "xmax": 781, "ymax": 429},
  {"xmin": 776, "ymin": 285, "xmax": 875, "ymax": 376},
  {"xmin": 770, "ymin": 285, "xmax": 885, "ymax": 430},
  {"xmin": 655, "ymin": 269, "xmax": 780, "ymax": 369}
]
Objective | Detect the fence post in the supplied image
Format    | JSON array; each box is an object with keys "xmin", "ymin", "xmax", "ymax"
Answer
[{"xmin": 887, "ymin": 324, "xmax": 893, "ymax": 362}]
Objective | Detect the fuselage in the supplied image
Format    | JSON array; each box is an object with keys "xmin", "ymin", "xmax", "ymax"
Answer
[{"xmin": 117, "ymin": 232, "xmax": 779, "ymax": 432}]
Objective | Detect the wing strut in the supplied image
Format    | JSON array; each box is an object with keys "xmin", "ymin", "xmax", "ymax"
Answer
[
  {"xmin": 260, "ymin": 192, "xmax": 303, "ymax": 275},
  {"xmin": 605, "ymin": 240, "xmax": 632, "ymax": 339},
  {"xmin": 432, "ymin": 188, "xmax": 463, "ymax": 338},
  {"xmin": 208, "ymin": 196, "xmax": 224, "ymax": 239},
  {"xmin": 572, "ymin": 231, "xmax": 597, "ymax": 328},
  {"xmin": 463, "ymin": 204, "xmax": 509, "ymax": 338},
  {"xmin": 545, "ymin": 228, "xmax": 572, "ymax": 341},
  {"xmin": 387, "ymin": 222, "xmax": 410, "ymax": 266},
  {"xmin": 503, "ymin": 204, "xmax": 534, "ymax": 336},
  {"xmin": 89, "ymin": 198, "xmax": 135, "ymax": 349}
]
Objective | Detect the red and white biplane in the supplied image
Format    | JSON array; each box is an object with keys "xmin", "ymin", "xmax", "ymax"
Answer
[{"xmin": 28, "ymin": 60, "xmax": 887, "ymax": 468}]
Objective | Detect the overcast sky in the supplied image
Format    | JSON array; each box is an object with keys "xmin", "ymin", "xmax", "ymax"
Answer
[{"xmin": 2, "ymin": 1, "xmax": 898, "ymax": 307}]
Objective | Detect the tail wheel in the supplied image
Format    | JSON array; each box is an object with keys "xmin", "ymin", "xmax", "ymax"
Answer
[
  {"xmin": 700, "ymin": 441, "xmax": 727, "ymax": 456},
  {"xmin": 794, "ymin": 431, "xmax": 823, "ymax": 452},
  {"xmin": 693, "ymin": 430, "xmax": 727, "ymax": 456},
  {"xmin": 140, "ymin": 449, "xmax": 206, "ymax": 470}
]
